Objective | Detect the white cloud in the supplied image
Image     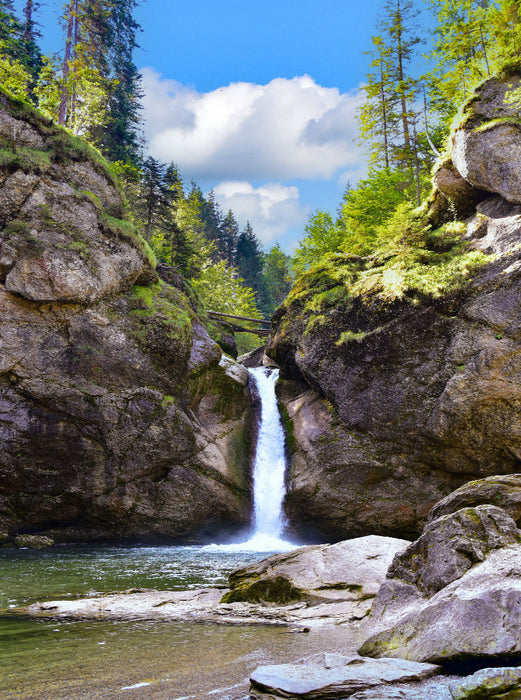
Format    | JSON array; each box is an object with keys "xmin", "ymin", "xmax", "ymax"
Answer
[
  {"xmin": 141, "ymin": 68, "xmax": 363, "ymax": 181},
  {"xmin": 212, "ymin": 181, "xmax": 308, "ymax": 244}
]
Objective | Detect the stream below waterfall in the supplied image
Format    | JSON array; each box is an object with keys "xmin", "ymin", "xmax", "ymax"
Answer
[{"xmin": 0, "ymin": 546, "xmax": 363, "ymax": 700}]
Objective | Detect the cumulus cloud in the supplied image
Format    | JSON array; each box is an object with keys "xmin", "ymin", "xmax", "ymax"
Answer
[
  {"xmin": 212, "ymin": 181, "xmax": 308, "ymax": 244},
  {"xmin": 141, "ymin": 67, "xmax": 363, "ymax": 181}
]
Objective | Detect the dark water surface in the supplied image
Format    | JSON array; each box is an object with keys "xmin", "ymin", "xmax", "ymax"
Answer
[{"xmin": 0, "ymin": 545, "xmax": 361, "ymax": 700}]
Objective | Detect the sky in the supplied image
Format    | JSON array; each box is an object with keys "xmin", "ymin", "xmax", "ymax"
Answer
[{"xmin": 17, "ymin": 0, "xmax": 389, "ymax": 251}]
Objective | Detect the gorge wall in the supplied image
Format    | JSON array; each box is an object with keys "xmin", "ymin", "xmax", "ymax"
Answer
[
  {"xmin": 268, "ymin": 68, "xmax": 521, "ymax": 542},
  {"xmin": 0, "ymin": 88, "xmax": 253, "ymax": 544}
]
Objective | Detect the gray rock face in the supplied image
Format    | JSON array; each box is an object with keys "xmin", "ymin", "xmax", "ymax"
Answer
[
  {"xmin": 428, "ymin": 474, "xmax": 521, "ymax": 527},
  {"xmin": 0, "ymin": 90, "xmax": 253, "ymax": 543},
  {"xmin": 452, "ymin": 74, "xmax": 521, "ymax": 204},
  {"xmin": 249, "ymin": 654, "xmax": 440, "ymax": 700},
  {"xmin": 450, "ymin": 668, "xmax": 521, "ymax": 700},
  {"xmin": 359, "ymin": 507, "xmax": 521, "ymax": 664},
  {"xmin": 222, "ymin": 536, "xmax": 410, "ymax": 612},
  {"xmin": 271, "ymin": 191, "xmax": 521, "ymax": 542}
]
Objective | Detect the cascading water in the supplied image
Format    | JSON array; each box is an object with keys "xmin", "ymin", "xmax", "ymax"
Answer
[
  {"xmin": 247, "ymin": 366, "xmax": 291, "ymax": 549},
  {"xmin": 204, "ymin": 365, "xmax": 295, "ymax": 553}
]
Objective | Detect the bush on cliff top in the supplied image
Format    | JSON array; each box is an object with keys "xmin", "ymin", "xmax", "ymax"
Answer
[{"xmin": 283, "ymin": 203, "xmax": 489, "ymax": 331}]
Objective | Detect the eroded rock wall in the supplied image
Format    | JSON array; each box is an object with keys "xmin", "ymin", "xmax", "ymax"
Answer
[
  {"xmin": 269, "ymin": 70, "xmax": 521, "ymax": 542},
  {"xmin": 0, "ymin": 89, "xmax": 253, "ymax": 543}
]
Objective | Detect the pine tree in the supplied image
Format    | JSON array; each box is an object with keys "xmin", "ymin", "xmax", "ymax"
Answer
[
  {"xmin": 359, "ymin": 36, "xmax": 399, "ymax": 169},
  {"xmin": 140, "ymin": 156, "xmax": 166, "ymax": 242},
  {"xmin": 0, "ymin": 0, "xmax": 41, "ymax": 98},
  {"xmin": 86, "ymin": 0, "xmax": 142, "ymax": 162},
  {"xmin": 426, "ymin": 0, "xmax": 493, "ymax": 119},
  {"xmin": 219, "ymin": 210, "xmax": 239, "ymax": 265},
  {"xmin": 380, "ymin": 0, "xmax": 422, "ymax": 172},
  {"xmin": 235, "ymin": 222, "xmax": 267, "ymax": 308},
  {"xmin": 197, "ymin": 188, "xmax": 224, "ymax": 261},
  {"xmin": 21, "ymin": 0, "xmax": 43, "ymax": 90},
  {"xmin": 261, "ymin": 244, "xmax": 293, "ymax": 316}
]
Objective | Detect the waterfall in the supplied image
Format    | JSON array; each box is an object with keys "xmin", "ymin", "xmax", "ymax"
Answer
[
  {"xmin": 248, "ymin": 366, "xmax": 288, "ymax": 545},
  {"xmin": 203, "ymin": 365, "xmax": 295, "ymax": 553}
]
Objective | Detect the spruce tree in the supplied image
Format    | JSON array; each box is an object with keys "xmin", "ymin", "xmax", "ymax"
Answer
[
  {"xmin": 235, "ymin": 222, "xmax": 267, "ymax": 307},
  {"xmin": 219, "ymin": 210, "xmax": 240, "ymax": 265}
]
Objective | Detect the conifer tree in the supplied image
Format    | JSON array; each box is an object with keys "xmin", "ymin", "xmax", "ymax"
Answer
[
  {"xmin": 359, "ymin": 36, "xmax": 398, "ymax": 169},
  {"xmin": 426, "ymin": 0, "xmax": 493, "ymax": 118},
  {"xmin": 235, "ymin": 222, "xmax": 267, "ymax": 308},
  {"xmin": 219, "ymin": 210, "xmax": 240, "ymax": 265}
]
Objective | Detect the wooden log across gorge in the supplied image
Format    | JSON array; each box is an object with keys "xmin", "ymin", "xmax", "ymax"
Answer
[{"xmin": 207, "ymin": 310, "xmax": 271, "ymax": 336}]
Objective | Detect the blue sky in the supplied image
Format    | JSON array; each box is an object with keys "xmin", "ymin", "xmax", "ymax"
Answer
[{"xmin": 18, "ymin": 0, "xmax": 390, "ymax": 251}]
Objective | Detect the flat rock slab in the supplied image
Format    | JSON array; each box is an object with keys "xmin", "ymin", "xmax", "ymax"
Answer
[
  {"xmin": 249, "ymin": 653, "xmax": 440, "ymax": 699},
  {"xmin": 21, "ymin": 587, "xmax": 369, "ymax": 630}
]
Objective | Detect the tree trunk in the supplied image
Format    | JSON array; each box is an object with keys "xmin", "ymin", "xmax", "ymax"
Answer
[
  {"xmin": 59, "ymin": 0, "xmax": 75, "ymax": 126},
  {"xmin": 379, "ymin": 55, "xmax": 390, "ymax": 169}
]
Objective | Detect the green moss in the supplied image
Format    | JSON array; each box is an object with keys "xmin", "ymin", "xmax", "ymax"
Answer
[
  {"xmin": 127, "ymin": 282, "xmax": 193, "ymax": 356},
  {"xmin": 221, "ymin": 576, "xmax": 302, "ymax": 604},
  {"xmin": 278, "ymin": 401, "xmax": 296, "ymax": 456},
  {"xmin": 336, "ymin": 330, "xmax": 369, "ymax": 345},
  {"xmin": 0, "ymin": 146, "xmax": 51, "ymax": 173},
  {"xmin": 474, "ymin": 116, "xmax": 521, "ymax": 133},
  {"xmin": 75, "ymin": 188, "xmax": 103, "ymax": 210}
]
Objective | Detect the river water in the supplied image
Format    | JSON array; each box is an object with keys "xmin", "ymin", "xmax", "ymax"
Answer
[{"xmin": 0, "ymin": 545, "xmax": 362, "ymax": 699}]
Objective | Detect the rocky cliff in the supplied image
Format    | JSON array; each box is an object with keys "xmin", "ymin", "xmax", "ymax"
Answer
[
  {"xmin": 268, "ymin": 67, "xmax": 521, "ymax": 542},
  {"xmin": 0, "ymin": 88, "xmax": 253, "ymax": 544}
]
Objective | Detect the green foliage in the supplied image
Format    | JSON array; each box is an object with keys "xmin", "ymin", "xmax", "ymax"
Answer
[
  {"xmin": 293, "ymin": 210, "xmax": 345, "ymax": 275},
  {"xmin": 287, "ymin": 204, "xmax": 490, "ymax": 335},
  {"xmin": 127, "ymin": 282, "xmax": 193, "ymax": 350},
  {"xmin": 0, "ymin": 43, "xmax": 32, "ymax": 98},
  {"xmin": 349, "ymin": 205, "xmax": 489, "ymax": 301},
  {"xmin": 192, "ymin": 260, "xmax": 262, "ymax": 319}
]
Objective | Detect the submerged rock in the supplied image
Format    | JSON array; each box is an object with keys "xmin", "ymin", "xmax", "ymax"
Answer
[
  {"xmin": 14, "ymin": 534, "xmax": 54, "ymax": 548},
  {"xmin": 221, "ymin": 536, "xmax": 410, "ymax": 612},
  {"xmin": 249, "ymin": 653, "xmax": 440, "ymax": 700},
  {"xmin": 0, "ymin": 88, "xmax": 253, "ymax": 543}
]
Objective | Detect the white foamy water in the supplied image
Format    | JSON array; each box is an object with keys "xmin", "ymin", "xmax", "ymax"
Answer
[{"xmin": 204, "ymin": 366, "xmax": 296, "ymax": 554}]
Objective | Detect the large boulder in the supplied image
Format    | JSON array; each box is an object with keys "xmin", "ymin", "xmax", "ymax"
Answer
[
  {"xmin": 383, "ymin": 505, "xmax": 520, "ymax": 598},
  {"xmin": 359, "ymin": 506, "xmax": 521, "ymax": 664},
  {"xmin": 431, "ymin": 157, "xmax": 489, "ymax": 221},
  {"xmin": 0, "ymin": 89, "xmax": 253, "ymax": 543},
  {"xmin": 452, "ymin": 70, "xmax": 521, "ymax": 204},
  {"xmin": 222, "ymin": 536, "xmax": 410, "ymax": 612},
  {"xmin": 249, "ymin": 653, "xmax": 440, "ymax": 700}
]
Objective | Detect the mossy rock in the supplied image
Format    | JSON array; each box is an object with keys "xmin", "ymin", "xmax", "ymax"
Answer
[{"xmin": 221, "ymin": 576, "xmax": 302, "ymax": 604}]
